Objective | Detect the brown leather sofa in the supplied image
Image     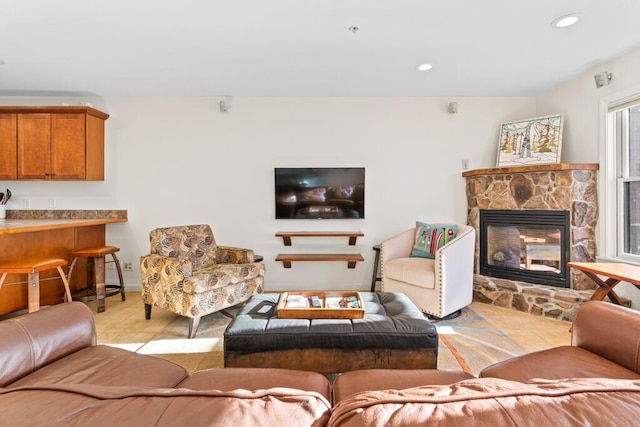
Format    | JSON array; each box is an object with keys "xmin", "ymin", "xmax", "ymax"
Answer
[
  {"xmin": 330, "ymin": 301, "xmax": 640, "ymax": 426},
  {"xmin": 2, "ymin": 301, "xmax": 640, "ymax": 426},
  {"xmin": 0, "ymin": 302, "xmax": 332, "ymax": 426}
]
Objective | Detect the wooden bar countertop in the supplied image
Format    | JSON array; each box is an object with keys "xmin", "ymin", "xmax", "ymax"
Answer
[
  {"xmin": 0, "ymin": 218, "xmax": 126, "ymax": 235},
  {"xmin": 0, "ymin": 210, "xmax": 128, "ymax": 315}
]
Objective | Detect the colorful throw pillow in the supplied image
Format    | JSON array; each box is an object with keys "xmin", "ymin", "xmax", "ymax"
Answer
[{"xmin": 410, "ymin": 222, "xmax": 458, "ymax": 259}]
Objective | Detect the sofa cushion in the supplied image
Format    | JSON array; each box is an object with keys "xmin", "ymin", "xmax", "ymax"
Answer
[
  {"xmin": 178, "ymin": 367, "xmax": 331, "ymax": 401},
  {"xmin": 0, "ymin": 302, "xmax": 95, "ymax": 387},
  {"xmin": 384, "ymin": 257, "xmax": 436, "ymax": 289},
  {"xmin": 0, "ymin": 383, "xmax": 332, "ymax": 427},
  {"xmin": 410, "ymin": 222, "xmax": 457, "ymax": 259},
  {"xmin": 333, "ymin": 369, "xmax": 474, "ymax": 403},
  {"xmin": 479, "ymin": 346, "xmax": 640, "ymax": 382},
  {"xmin": 7, "ymin": 345, "xmax": 188, "ymax": 388},
  {"xmin": 330, "ymin": 377, "xmax": 640, "ymax": 426}
]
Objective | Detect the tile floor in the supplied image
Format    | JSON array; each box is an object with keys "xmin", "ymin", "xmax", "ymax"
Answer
[{"xmin": 87, "ymin": 291, "xmax": 571, "ymax": 374}]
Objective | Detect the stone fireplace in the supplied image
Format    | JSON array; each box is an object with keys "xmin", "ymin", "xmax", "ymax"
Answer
[{"xmin": 463, "ymin": 163, "xmax": 600, "ymax": 321}]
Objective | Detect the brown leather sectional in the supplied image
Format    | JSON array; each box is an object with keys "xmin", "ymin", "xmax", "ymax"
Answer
[{"xmin": 1, "ymin": 301, "xmax": 639, "ymax": 426}]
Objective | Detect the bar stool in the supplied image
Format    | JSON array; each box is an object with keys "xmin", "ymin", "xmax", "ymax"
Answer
[
  {"xmin": 68, "ymin": 246, "xmax": 125, "ymax": 313},
  {"xmin": 0, "ymin": 258, "xmax": 72, "ymax": 313}
]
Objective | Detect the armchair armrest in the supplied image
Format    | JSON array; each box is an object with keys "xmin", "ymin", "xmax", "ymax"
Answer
[
  {"xmin": 436, "ymin": 225, "xmax": 475, "ymax": 281},
  {"xmin": 572, "ymin": 301, "xmax": 640, "ymax": 374},
  {"xmin": 434, "ymin": 225, "xmax": 475, "ymax": 311},
  {"xmin": 381, "ymin": 229, "xmax": 414, "ymax": 263},
  {"xmin": 140, "ymin": 254, "xmax": 193, "ymax": 280},
  {"xmin": 215, "ymin": 246, "xmax": 255, "ymax": 264}
]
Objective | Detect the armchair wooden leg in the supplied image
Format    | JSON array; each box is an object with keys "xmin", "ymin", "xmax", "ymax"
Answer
[
  {"xmin": 144, "ymin": 303, "xmax": 152, "ymax": 320},
  {"xmin": 188, "ymin": 316, "xmax": 201, "ymax": 339}
]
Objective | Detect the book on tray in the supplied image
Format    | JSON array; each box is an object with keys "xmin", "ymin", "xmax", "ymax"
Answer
[
  {"xmin": 285, "ymin": 295, "xmax": 309, "ymax": 308},
  {"xmin": 324, "ymin": 296, "xmax": 360, "ymax": 309}
]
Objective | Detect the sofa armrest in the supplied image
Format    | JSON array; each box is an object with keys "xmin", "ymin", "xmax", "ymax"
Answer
[
  {"xmin": 215, "ymin": 246, "xmax": 255, "ymax": 264},
  {"xmin": 381, "ymin": 228, "xmax": 414, "ymax": 263},
  {"xmin": 0, "ymin": 302, "xmax": 96, "ymax": 387},
  {"xmin": 572, "ymin": 301, "xmax": 640, "ymax": 374}
]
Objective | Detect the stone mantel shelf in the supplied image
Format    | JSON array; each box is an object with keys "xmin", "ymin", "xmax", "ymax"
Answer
[{"xmin": 462, "ymin": 163, "xmax": 599, "ymax": 178}]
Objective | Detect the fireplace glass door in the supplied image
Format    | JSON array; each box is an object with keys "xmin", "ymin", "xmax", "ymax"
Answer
[{"xmin": 480, "ymin": 210, "xmax": 570, "ymax": 287}]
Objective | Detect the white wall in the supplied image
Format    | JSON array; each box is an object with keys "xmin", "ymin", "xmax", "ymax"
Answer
[
  {"xmin": 537, "ymin": 46, "xmax": 640, "ymax": 163},
  {"xmin": 1, "ymin": 96, "xmax": 535, "ymax": 291},
  {"xmin": 537, "ymin": 45, "xmax": 640, "ymax": 307}
]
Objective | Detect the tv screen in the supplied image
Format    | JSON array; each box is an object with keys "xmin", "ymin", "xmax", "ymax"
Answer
[{"xmin": 275, "ymin": 167, "xmax": 365, "ymax": 219}]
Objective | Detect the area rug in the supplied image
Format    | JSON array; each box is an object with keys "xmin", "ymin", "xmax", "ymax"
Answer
[
  {"xmin": 126, "ymin": 305, "xmax": 526, "ymax": 376},
  {"xmin": 434, "ymin": 306, "xmax": 528, "ymax": 376}
]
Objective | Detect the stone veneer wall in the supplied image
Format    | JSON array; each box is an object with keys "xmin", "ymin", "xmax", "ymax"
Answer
[{"xmin": 463, "ymin": 164, "xmax": 600, "ymax": 321}]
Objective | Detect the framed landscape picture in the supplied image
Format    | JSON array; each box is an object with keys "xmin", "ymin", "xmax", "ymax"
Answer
[{"xmin": 496, "ymin": 114, "xmax": 564, "ymax": 167}]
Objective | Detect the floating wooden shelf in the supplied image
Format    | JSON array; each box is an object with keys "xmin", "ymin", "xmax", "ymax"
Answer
[
  {"xmin": 275, "ymin": 231, "xmax": 364, "ymax": 246},
  {"xmin": 275, "ymin": 253, "xmax": 364, "ymax": 269}
]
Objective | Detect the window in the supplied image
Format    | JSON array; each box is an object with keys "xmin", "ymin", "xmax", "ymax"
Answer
[{"xmin": 609, "ymin": 99, "xmax": 640, "ymax": 260}]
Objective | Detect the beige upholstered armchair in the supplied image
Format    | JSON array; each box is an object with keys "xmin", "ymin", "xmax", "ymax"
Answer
[
  {"xmin": 381, "ymin": 223, "xmax": 475, "ymax": 319},
  {"xmin": 140, "ymin": 224, "xmax": 264, "ymax": 338}
]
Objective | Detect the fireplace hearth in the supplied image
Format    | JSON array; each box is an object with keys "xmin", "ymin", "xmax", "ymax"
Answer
[{"xmin": 480, "ymin": 209, "xmax": 570, "ymax": 287}]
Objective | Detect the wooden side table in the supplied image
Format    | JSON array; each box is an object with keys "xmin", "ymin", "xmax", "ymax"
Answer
[{"xmin": 568, "ymin": 262, "xmax": 640, "ymax": 304}]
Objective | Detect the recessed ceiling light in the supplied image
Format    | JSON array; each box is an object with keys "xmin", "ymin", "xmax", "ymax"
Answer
[
  {"xmin": 551, "ymin": 13, "xmax": 581, "ymax": 29},
  {"xmin": 418, "ymin": 63, "xmax": 433, "ymax": 71}
]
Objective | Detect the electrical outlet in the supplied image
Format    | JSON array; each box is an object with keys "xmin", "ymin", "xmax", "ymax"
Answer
[
  {"xmin": 123, "ymin": 261, "xmax": 133, "ymax": 271},
  {"xmin": 48, "ymin": 198, "xmax": 56, "ymax": 208},
  {"xmin": 23, "ymin": 199, "xmax": 31, "ymax": 209}
]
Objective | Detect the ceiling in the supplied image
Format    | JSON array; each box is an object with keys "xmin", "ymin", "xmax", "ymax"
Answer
[{"xmin": 2, "ymin": 0, "xmax": 640, "ymax": 98}]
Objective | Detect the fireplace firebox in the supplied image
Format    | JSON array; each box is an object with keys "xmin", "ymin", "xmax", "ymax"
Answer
[{"xmin": 480, "ymin": 209, "xmax": 571, "ymax": 288}]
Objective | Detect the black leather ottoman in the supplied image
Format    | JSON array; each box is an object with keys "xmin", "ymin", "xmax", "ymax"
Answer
[{"xmin": 224, "ymin": 292, "xmax": 438, "ymax": 373}]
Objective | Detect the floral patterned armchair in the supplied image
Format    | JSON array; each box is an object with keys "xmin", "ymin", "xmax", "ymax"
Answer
[{"xmin": 140, "ymin": 224, "xmax": 264, "ymax": 338}]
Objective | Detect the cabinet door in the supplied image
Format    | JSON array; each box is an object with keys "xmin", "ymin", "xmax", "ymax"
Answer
[
  {"xmin": 51, "ymin": 113, "xmax": 86, "ymax": 179},
  {"xmin": 0, "ymin": 114, "xmax": 17, "ymax": 179},
  {"xmin": 17, "ymin": 114, "xmax": 51, "ymax": 179}
]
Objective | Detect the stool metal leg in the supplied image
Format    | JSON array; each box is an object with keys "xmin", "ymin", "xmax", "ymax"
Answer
[
  {"xmin": 56, "ymin": 266, "xmax": 72, "ymax": 303},
  {"xmin": 67, "ymin": 257, "xmax": 79, "ymax": 286},
  {"xmin": 111, "ymin": 252, "xmax": 126, "ymax": 301}
]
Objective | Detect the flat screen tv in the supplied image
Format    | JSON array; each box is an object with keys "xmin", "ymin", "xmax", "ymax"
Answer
[{"xmin": 275, "ymin": 167, "xmax": 365, "ymax": 219}]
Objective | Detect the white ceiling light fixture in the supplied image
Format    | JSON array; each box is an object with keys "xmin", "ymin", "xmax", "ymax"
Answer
[
  {"xmin": 418, "ymin": 63, "xmax": 433, "ymax": 71},
  {"xmin": 551, "ymin": 13, "xmax": 581, "ymax": 29}
]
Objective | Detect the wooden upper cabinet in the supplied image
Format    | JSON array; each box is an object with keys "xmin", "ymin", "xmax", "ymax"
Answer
[
  {"xmin": 18, "ymin": 114, "xmax": 52, "ymax": 179},
  {"xmin": 0, "ymin": 114, "xmax": 17, "ymax": 179},
  {"xmin": 51, "ymin": 113, "xmax": 86, "ymax": 179},
  {"xmin": 1, "ymin": 106, "xmax": 109, "ymax": 181}
]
